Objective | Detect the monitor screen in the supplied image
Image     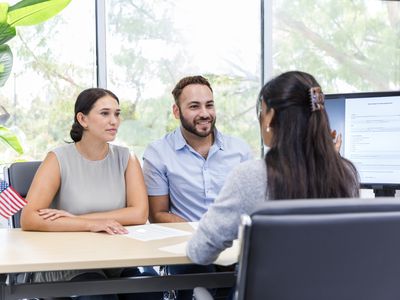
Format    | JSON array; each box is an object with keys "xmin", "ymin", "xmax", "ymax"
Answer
[{"xmin": 324, "ymin": 91, "xmax": 400, "ymax": 190}]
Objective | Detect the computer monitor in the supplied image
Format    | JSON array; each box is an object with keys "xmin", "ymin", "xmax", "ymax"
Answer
[{"xmin": 324, "ymin": 91, "xmax": 400, "ymax": 197}]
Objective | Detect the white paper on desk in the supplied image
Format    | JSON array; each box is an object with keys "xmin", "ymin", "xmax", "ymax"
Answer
[
  {"xmin": 159, "ymin": 240, "xmax": 240, "ymax": 266},
  {"xmin": 125, "ymin": 224, "xmax": 191, "ymax": 241}
]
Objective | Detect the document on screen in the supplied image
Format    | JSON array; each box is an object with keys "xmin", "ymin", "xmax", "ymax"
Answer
[{"xmin": 344, "ymin": 97, "xmax": 400, "ymax": 184}]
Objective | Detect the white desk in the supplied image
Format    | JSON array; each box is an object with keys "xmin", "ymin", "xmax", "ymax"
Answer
[{"xmin": 0, "ymin": 223, "xmax": 239, "ymax": 299}]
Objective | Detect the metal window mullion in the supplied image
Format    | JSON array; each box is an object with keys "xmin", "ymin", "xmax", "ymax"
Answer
[{"xmin": 95, "ymin": 0, "xmax": 107, "ymax": 88}]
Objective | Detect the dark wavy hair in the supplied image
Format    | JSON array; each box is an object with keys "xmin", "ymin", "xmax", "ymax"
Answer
[
  {"xmin": 259, "ymin": 71, "xmax": 359, "ymax": 199},
  {"xmin": 70, "ymin": 88, "xmax": 119, "ymax": 142}
]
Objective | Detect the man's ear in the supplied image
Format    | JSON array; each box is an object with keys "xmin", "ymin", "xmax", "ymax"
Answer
[
  {"xmin": 172, "ymin": 103, "xmax": 180, "ymax": 120},
  {"xmin": 76, "ymin": 112, "xmax": 87, "ymax": 128}
]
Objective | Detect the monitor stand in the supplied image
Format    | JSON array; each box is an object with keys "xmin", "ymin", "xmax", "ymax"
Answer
[{"xmin": 374, "ymin": 188, "xmax": 396, "ymax": 197}]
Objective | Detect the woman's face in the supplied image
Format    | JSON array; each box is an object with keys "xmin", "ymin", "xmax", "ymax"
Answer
[
  {"xmin": 78, "ymin": 95, "xmax": 121, "ymax": 142},
  {"xmin": 260, "ymin": 101, "xmax": 275, "ymax": 147}
]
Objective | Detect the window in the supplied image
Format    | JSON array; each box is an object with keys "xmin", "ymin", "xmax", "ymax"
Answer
[
  {"xmin": 0, "ymin": 1, "xmax": 96, "ymax": 163},
  {"xmin": 106, "ymin": 0, "xmax": 262, "ymax": 157},
  {"xmin": 267, "ymin": 0, "xmax": 400, "ymax": 93}
]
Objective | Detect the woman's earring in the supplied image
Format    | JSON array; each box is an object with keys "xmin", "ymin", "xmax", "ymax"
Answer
[{"xmin": 265, "ymin": 126, "xmax": 270, "ymax": 133}]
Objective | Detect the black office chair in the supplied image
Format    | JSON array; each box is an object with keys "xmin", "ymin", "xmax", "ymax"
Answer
[
  {"xmin": 195, "ymin": 197, "xmax": 400, "ymax": 300},
  {"xmin": 5, "ymin": 161, "xmax": 41, "ymax": 288},
  {"xmin": 7, "ymin": 161, "xmax": 41, "ymax": 228}
]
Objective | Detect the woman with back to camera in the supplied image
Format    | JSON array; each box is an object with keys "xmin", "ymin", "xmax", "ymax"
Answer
[
  {"xmin": 21, "ymin": 88, "xmax": 161, "ymax": 300},
  {"xmin": 187, "ymin": 70, "xmax": 360, "ymax": 265}
]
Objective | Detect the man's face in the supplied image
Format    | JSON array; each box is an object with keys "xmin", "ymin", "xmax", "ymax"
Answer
[{"xmin": 173, "ymin": 84, "xmax": 216, "ymax": 138}]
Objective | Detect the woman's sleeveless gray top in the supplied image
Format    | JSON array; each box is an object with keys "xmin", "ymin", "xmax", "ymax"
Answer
[{"xmin": 52, "ymin": 143, "xmax": 129, "ymax": 213}]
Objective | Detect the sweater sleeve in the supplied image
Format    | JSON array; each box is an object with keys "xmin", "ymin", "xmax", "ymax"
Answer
[{"xmin": 186, "ymin": 160, "xmax": 267, "ymax": 265}]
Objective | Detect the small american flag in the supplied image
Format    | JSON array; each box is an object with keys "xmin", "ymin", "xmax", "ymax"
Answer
[{"xmin": 0, "ymin": 180, "xmax": 27, "ymax": 219}]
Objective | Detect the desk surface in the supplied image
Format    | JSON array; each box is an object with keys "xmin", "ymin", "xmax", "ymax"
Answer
[{"xmin": 0, "ymin": 223, "xmax": 239, "ymax": 274}]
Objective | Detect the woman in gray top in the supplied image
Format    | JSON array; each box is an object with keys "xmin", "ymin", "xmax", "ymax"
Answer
[
  {"xmin": 20, "ymin": 88, "xmax": 157, "ymax": 300},
  {"xmin": 21, "ymin": 88, "xmax": 148, "ymax": 234},
  {"xmin": 187, "ymin": 71, "xmax": 359, "ymax": 265}
]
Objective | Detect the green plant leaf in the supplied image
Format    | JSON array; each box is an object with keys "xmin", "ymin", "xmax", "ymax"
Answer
[
  {"xmin": 7, "ymin": 0, "xmax": 71, "ymax": 26},
  {"xmin": 0, "ymin": 3, "xmax": 9, "ymax": 23},
  {"xmin": 0, "ymin": 23, "xmax": 16, "ymax": 45},
  {"xmin": 0, "ymin": 44, "xmax": 12, "ymax": 87},
  {"xmin": 0, "ymin": 126, "xmax": 23, "ymax": 155},
  {"xmin": 9, "ymin": 0, "xmax": 50, "ymax": 12}
]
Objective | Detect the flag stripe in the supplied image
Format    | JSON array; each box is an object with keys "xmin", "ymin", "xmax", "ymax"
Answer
[
  {"xmin": 0, "ymin": 199, "xmax": 10, "ymax": 211},
  {"xmin": 0, "ymin": 196, "xmax": 18, "ymax": 213},
  {"xmin": 1, "ymin": 191, "xmax": 20, "ymax": 211},
  {"xmin": 0, "ymin": 201, "xmax": 13, "ymax": 217},
  {"xmin": 0, "ymin": 208, "xmax": 10, "ymax": 219},
  {"xmin": 4, "ymin": 188, "xmax": 27, "ymax": 207},
  {"xmin": 1, "ymin": 190, "xmax": 21, "ymax": 211},
  {"xmin": 9, "ymin": 187, "xmax": 28, "ymax": 205},
  {"xmin": 0, "ymin": 184, "xmax": 26, "ymax": 220}
]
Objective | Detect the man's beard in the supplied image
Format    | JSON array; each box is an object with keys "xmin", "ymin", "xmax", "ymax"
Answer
[{"xmin": 179, "ymin": 110, "xmax": 216, "ymax": 138}]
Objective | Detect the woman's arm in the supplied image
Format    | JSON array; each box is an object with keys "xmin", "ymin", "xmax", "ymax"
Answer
[
  {"xmin": 77, "ymin": 154, "xmax": 149, "ymax": 225},
  {"xmin": 21, "ymin": 153, "xmax": 96, "ymax": 232},
  {"xmin": 20, "ymin": 152, "xmax": 61, "ymax": 231},
  {"xmin": 187, "ymin": 160, "xmax": 267, "ymax": 265},
  {"xmin": 20, "ymin": 152, "xmax": 128, "ymax": 234},
  {"xmin": 186, "ymin": 166, "xmax": 247, "ymax": 265}
]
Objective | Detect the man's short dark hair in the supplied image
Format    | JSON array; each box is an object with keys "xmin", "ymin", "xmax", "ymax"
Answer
[{"xmin": 171, "ymin": 75, "xmax": 213, "ymax": 105}]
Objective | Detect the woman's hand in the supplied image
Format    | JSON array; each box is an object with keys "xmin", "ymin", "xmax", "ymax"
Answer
[
  {"xmin": 331, "ymin": 130, "xmax": 342, "ymax": 153},
  {"xmin": 88, "ymin": 219, "xmax": 128, "ymax": 235},
  {"xmin": 38, "ymin": 208, "xmax": 75, "ymax": 221}
]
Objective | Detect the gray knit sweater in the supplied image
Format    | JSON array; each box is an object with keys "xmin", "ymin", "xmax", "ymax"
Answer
[{"xmin": 187, "ymin": 159, "xmax": 267, "ymax": 265}]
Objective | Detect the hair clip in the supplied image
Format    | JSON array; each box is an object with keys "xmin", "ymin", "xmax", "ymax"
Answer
[{"xmin": 310, "ymin": 87, "xmax": 324, "ymax": 112}]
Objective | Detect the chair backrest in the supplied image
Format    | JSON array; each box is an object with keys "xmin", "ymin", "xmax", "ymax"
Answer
[
  {"xmin": 235, "ymin": 198, "xmax": 400, "ymax": 300},
  {"xmin": 7, "ymin": 161, "xmax": 41, "ymax": 228}
]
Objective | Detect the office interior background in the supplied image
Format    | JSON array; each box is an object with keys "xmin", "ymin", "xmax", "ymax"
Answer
[{"xmin": 0, "ymin": 0, "xmax": 399, "ymax": 227}]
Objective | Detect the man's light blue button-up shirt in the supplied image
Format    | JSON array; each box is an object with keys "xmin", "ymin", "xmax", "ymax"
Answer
[{"xmin": 143, "ymin": 127, "xmax": 252, "ymax": 221}]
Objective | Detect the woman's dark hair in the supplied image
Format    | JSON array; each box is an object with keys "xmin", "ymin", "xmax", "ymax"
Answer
[
  {"xmin": 70, "ymin": 88, "xmax": 119, "ymax": 142},
  {"xmin": 259, "ymin": 71, "xmax": 359, "ymax": 199}
]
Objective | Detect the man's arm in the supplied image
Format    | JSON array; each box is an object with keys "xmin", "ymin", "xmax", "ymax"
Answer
[{"xmin": 148, "ymin": 195, "xmax": 187, "ymax": 223}]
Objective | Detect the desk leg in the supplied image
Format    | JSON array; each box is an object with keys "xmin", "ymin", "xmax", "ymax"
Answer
[{"xmin": 0, "ymin": 273, "xmax": 6, "ymax": 300}]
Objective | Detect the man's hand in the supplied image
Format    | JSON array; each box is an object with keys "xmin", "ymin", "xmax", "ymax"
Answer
[{"xmin": 331, "ymin": 130, "xmax": 342, "ymax": 153}]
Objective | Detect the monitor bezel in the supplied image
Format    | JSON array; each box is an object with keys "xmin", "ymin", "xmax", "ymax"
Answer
[{"xmin": 325, "ymin": 90, "xmax": 400, "ymax": 191}]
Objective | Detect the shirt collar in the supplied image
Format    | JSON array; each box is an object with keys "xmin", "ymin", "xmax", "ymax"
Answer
[{"xmin": 174, "ymin": 127, "xmax": 224, "ymax": 151}]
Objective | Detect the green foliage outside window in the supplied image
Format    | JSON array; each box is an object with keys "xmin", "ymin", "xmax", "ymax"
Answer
[
  {"xmin": 273, "ymin": 0, "xmax": 400, "ymax": 92},
  {"xmin": 0, "ymin": 0, "xmax": 399, "ymax": 163}
]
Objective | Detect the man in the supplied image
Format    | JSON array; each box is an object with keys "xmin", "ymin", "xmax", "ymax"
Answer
[
  {"xmin": 143, "ymin": 75, "xmax": 251, "ymax": 299},
  {"xmin": 143, "ymin": 75, "xmax": 252, "ymax": 223}
]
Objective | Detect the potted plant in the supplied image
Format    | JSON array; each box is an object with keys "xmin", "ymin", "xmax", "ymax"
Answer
[{"xmin": 0, "ymin": 0, "xmax": 71, "ymax": 155}]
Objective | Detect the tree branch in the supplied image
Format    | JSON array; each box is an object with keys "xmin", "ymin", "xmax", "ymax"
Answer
[
  {"xmin": 19, "ymin": 34, "xmax": 81, "ymax": 88},
  {"xmin": 277, "ymin": 12, "xmax": 389, "ymax": 90}
]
